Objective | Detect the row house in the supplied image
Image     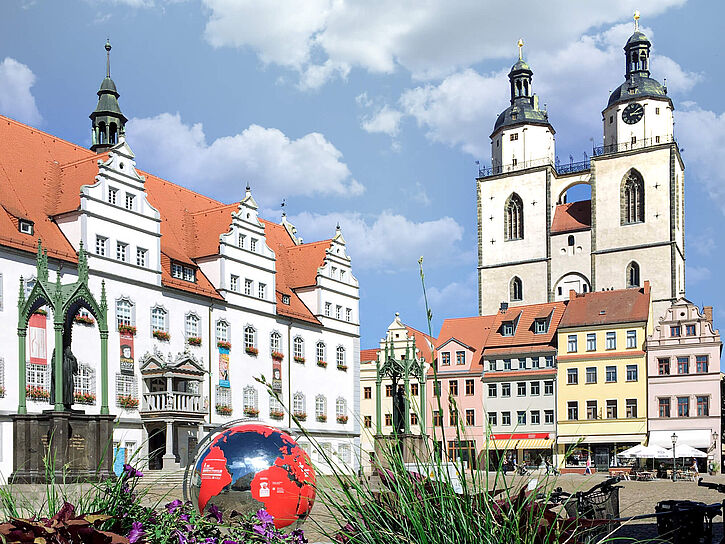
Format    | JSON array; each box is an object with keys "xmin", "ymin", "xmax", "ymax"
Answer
[
  {"xmin": 556, "ymin": 283, "xmax": 652, "ymax": 471},
  {"xmin": 481, "ymin": 301, "xmax": 565, "ymax": 468},
  {"xmin": 0, "ymin": 49, "xmax": 360, "ymax": 477}
]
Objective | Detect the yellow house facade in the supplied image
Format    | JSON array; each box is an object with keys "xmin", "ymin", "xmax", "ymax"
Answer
[{"xmin": 556, "ymin": 283, "xmax": 653, "ymax": 471}]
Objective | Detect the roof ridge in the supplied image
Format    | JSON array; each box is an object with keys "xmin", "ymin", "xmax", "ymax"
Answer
[
  {"xmin": 59, "ymin": 152, "xmax": 109, "ymax": 170},
  {"xmin": 140, "ymin": 169, "xmax": 224, "ymax": 207},
  {"xmin": 0, "ymin": 114, "xmax": 98, "ymax": 157},
  {"xmin": 189, "ymin": 202, "xmax": 239, "ymax": 216}
]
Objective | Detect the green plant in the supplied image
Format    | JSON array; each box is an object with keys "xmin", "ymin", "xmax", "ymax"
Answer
[
  {"xmin": 217, "ymin": 340, "xmax": 232, "ymax": 350},
  {"xmin": 187, "ymin": 336, "xmax": 202, "ymax": 346},
  {"xmin": 294, "ymin": 355, "xmax": 305, "ymax": 364},
  {"xmin": 26, "ymin": 386, "xmax": 50, "ymax": 401},
  {"xmin": 243, "ymin": 406, "xmax": 259, "ymax": 417},
  {"xmin": 74, "ymin": 314, "xmax": 95, "ymax": 325},
  {"xmin": 336, "ymin": 415, "xmax": 348, "ymax": 424},
  {"xmin": 336, "ymin": 363, "xmax": 348, "ymax": 371},
  {"xmin": 74, "ymin": 391, "xmax": 96, "ymax": 405},
  {"xmin": 245, "ymin": 346, "xmax": 259, "ymax": 356},
  {"xmin": 152, "ymin": 329, "xmax": 170, "ymax": 341},
  {"xmin": 316, "ymin": 414, "xmax": 327, "ymax": 422},
  {"xmin": 317, "ymin": 360, "xmax": 327, "ymax": 368},
  {"xmin": 271, "ymin": 350, "xmax": 284, "ymax": 360},
  {"xmin": 117, "ymin": 324, "xmax": 136, "ymax": 336},
  {"xmin": 117, "ymin": 395, "xmax": 139, "ymax": 409},
  {"xmin": 270, "ymin": 410, "xmax": 284, "ymax": 420},
  {"xmin": 216, "ymin": 404, "xmax": 232, "ymax": 416}
]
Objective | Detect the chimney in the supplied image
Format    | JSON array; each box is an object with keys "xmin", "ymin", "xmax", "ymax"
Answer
[
  {"xmin": 569, "ymin": 289, "xmax": 577, "ymax": 300},
  {"xmin": 704, "ymin": 306, "xmax": 713, "ymax": 324},
  {"xmin": 500, "ymin": 301, "xmax": 509, "ymax": 313}
]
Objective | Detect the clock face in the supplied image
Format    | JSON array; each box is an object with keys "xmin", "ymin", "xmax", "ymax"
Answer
[{"xmin": 622, "ymin": 102, "xmax": 644, "ymax": 125}]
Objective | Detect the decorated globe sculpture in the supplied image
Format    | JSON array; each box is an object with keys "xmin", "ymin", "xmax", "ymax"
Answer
[{"xmin": 185, "ymin": 423, "xmax": 316, "ymax": 528}]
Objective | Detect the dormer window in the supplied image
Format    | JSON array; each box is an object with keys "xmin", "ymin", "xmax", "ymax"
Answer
[
  {"xmin": 502, "ymin": 321, "xmax": 515, "ymax": 336},
  {"xmin": 534, "ymin": 318, "xmax": 548, "ymax": 334},
  {"xmin": 511, "ymin": 112, "xmax": 517, "ymax": 121},
  {"xmin": 171, "ymin": 262, "xmax": 196, "ymax": 283},
  {"xmin": 19, "ymin": 220, "xmax": 34, "ymax": 235},
  {"xmin": 282, "ymin": 294, "xmax": 291, "ymax": 305}
]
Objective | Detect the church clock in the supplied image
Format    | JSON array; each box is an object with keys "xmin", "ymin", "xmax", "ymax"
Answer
[{"xmin": 622, "ymin": 102, "xmax": 644, "ymax": 124}]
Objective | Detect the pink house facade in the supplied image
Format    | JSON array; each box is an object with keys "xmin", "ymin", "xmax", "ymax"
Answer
[{"xmin": 646, "ymin": 299, "xmax": 722, "ymax": 471}]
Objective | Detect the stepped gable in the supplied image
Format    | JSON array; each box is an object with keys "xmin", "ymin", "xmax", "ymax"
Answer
[
  {"xmin": 559, "ymin": 282, "xmax": 650, "ymax": 327},
  {"xmin": 435, "ymin": 315, "xmax": 496, "ymax": 360},
  {"xmin": 550, "ymin": 200, "xmax": 591, "ymax": 234},
  {"xmin": 485, "ymin": 301, "xmax": 566, "ymax": 356}
]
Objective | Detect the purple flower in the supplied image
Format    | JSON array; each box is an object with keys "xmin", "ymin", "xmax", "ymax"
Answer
[
  {"xmin": 128, "ymin": 521, "xmax": 145, "ymax": 543},
  {"xmin": 207, "ymin": 503, "xmax": 223, "ymax": 523},
  {"xmin": 166, "ymin": 499, "xmax": 183, "ymax": 514},
  {"xmin": 174, "ymin": 529, "xmax": 188, "ymax": 544},
  {"xmin": 123, "ymin": 463, "xmax": 144, "ymax": 479},
  {"xmin": 256, "ymin": 509, "xmax": 274, "ymax": 524}
]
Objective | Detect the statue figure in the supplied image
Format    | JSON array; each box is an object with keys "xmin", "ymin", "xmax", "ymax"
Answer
[
  {"xmin": 393, "ymin": 384, "xmax": 406, "ymax": 434},
  {"xmin": 50, "ymin": 341, "xmax": 79, "ymax": 410}
]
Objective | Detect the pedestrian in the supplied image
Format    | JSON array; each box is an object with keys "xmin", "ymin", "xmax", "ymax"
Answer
[
  {"xmin": 691, "ymin": 458, "xmax": 699, "ymax": 477},
  {"xmin": 585, "ymin": 454, "xmax": 592, "ymax": 475}
]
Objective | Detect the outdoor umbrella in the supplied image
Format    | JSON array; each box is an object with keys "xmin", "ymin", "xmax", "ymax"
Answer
[
  {"xmin": 665, "ymin": 443, "xmax": 707, "ymax": 458},
  {"xmin": 617, "ymin": 444, "xmax": 671, "ymax": 458}
]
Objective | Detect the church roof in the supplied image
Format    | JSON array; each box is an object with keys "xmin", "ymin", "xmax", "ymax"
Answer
[
  {"xmin": 491, "ymin": 98, "xmax": 553, "ymax": 138},
  {"xmin": 550, "ymin": 200, "xmax": 591, "ymax": 234},
  {"xmin": 0, "ymin": 114, "xmax": 333, "ymax": 324},
  {"xmin": 607, "ymin": 74, "xmax": 671, "ymax": 108}
]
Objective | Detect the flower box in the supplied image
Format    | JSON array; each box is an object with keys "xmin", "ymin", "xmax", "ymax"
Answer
[
  {"xmin": 294, "ymin": 356, "xmax": 305, "ymax": 364},
  {"xmin": 216, "ymin": 404, "xmax": 233, "ymax": 416},
  {"xmin": 245, "ymin": 346, "xmax": 259, "ymax": 356},
  {"xmin": 244, "ymin": 407, "xmax": 260, "ymax": 417},
  {"xmin": 74, "ymin": 392, "xmax": 96, "ymax": 405},
  {"xmin": 271, "ymin": 351, "xmax": 284, "ymax": 361},
  {"xmin": 316, "ymin": 360, "xmax": 327, "ymax": 368},
  {"xmin": 217, "ymin": 340, "xmax": 232, "ymax": 350},
  {"xmin": 118, "ymin": 324, "xmax": 137, "ymax": 336},
  {"xmin": 153, "ymin": 330, "xmax": 170, "ymax": 341},
  {"xmin": 316, "ymin": 414, "xmax": 327, "ymax": 423},
  {"xmin": 33, "ymin": 309, "xmax": 47, "ymax": 316},
  {"xmin": 74, "ymin": 314, "xmax": 95, "ymax": 326},
  {"xmin": 270, "ymin": 410, "xmax": 285, "ymax": 420},
  {"xmin": 117, "ymin": 395, "xmax": 139, "ymax": 409},
  {"xmin": 337, "ymin": 364, "xmax": 348, "ymax": 372},
  {"xmin": 293, "ymin": 412, "xmax": 307, "ymax": 421},
  {"xmin": 26, "ymin": 386, "xmax": 49, "ymax": 401},
  {"xmin": 187, "ymin": 336, "xmax": 202, "ymax": 346},
  {"xmin": 336, "ymin": 415, "xmax": 349, "ymax": 424}
]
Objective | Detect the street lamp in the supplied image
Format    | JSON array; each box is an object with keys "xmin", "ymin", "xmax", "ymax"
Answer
[{"xmin": 671, "ymin": 433, "xmax": 678, "ymax": 481}]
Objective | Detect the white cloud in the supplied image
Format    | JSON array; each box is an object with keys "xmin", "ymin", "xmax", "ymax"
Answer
[
  {"xmin": 687, "ymin": 265, "xmax": 711, "ymax": 284},
  {"xmin": 361, "ymin": 105, "xmax": 403, "ymax": 137},
  {"xmin": 0, "ymin": 58, "xmax": 41, "ymax": 125},
  {"xmin": 201, "ymin": 0, "xmax": 685, "ymax": 88},
  {"xmin": 285, "ymin": 210, "xmax": 468, "ymax": 272},
  {"xmin": 689, "ymin": 228, "xmax": 716, "ymax": 256},
  {"xmin": 126, "ymin": 112, "xmax": 362, "ymax": 205},
  {"xmin": 423, "ymin": 274, "xmax": 477, "ymax": 318}
]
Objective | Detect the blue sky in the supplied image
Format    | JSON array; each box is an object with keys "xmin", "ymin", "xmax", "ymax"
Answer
[{"xmin": 1, "ymin": 1, "xmax": 724, "ymax": 350}]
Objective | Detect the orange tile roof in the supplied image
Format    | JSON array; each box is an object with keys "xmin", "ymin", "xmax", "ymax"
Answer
[
  {"xmin": 559, "ymin": 282, "xmax": 650, "ymax": 328},
  {"xmin": 360, "ymin": 348, "xmax": 379, "ymax": 363},
  {"xmin": 405, "ymin": 325, "xmax": 436, "ymax": 362},
  {"xmin": 485, "ymin": 301, "xmax": 567, "ymax": 351},
  {"xmin": 0, "ymin": 114, "xmax": 334, "ymax": 322},
  {"xmin": 435, "ymin": 315, "xmax": 496, "ymax": 357},
  {"xmin": 550, "ymin": 200, "xmax": 591, "ymax": 234}
]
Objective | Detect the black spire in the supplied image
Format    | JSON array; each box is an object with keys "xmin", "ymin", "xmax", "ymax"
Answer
[
  {"xmin": 90, "ymin": 40, "xmax": 127, "ymax": 153},
  {"xmin": 624, "ymin": 11, "xmax": 651, "ymax": 79},
  {"xmin": 508, "ymin": 39, "xmax": 533, "ymax": 105}
]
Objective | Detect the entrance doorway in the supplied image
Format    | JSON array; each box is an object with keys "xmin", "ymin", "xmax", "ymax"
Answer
[{"xmin": 148, "ymin": 427, "xmax": 164, "ymax": 470}]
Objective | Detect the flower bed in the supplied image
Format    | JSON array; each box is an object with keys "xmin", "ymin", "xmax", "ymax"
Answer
[
  {"xmin": 293, "ymin": 412, "xmax": 307, "ymax": 421},
  {"xmin": 245, "ymin": 346, "xmax": 258, "ymax": 356},
  {"xmin": 243, "ymin": 407, "xmax": 260, "ymax": 418},
  {"xmin": 74, "ymin": 314, "xmax": 95, "ymax": 326},
  {"xmin": 336, "ymin": 415, "xmax": 349, "ymax": 424},
  {"xmin": 316, "ymin": 414, "xmax": 327, "ymax": 422},
  {"xmin": 117, "ymin": 395, "xmax": 139, "ymax": 409},
  {"xmin": 217, "ymin": 340, "xmax": 231, "ymax": 350},
  {"xmin": 271, "ymin": 350, "xmax": 284, "ymax": 361},
  {"xmin": 317, "ymin": 360, "xmax": 328, "ymax": 368},
  {"xmin": 26, "ymin": 386, "xmax": 49, "ymax": 401},
  {"xmin": 294, "ymin": 356, "xmax": 305, "ymax": 364},
  {"xmin": 187, "ymin": 336, "xmax": 202, "ymax": 346},
  {"xmin": 216, "ymin": 404, "xmax": 232, "ymax": 416},
  {"xmin": 152, "ymin": 330, "xmax": 170, "ymax": 341},
  {"xmin": 337, "ymin": 364, "xmax": 348, "ymax": 372},
  {"xmin": 270, "ymin": 410, "xmax": 285, "ymax": 420},
  {"xmin": 74, "ymin": 392, "xmax": 96, "ymax": 405},
  {"xmin": 118, "ymin": 324, "xmax": 137, "ymax": 336}
]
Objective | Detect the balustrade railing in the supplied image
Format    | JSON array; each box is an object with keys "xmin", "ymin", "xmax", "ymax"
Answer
[
  {"xmin": 592, "ymin": 135, "xmax": 674, "ymax": 157},
  {"xmin": 142, "ymin": 391, "xmax": 204, "ymax": 413}
]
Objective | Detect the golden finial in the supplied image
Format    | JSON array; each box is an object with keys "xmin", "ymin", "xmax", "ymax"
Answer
[
  {"xmin": 517, "ymin": 38, "xmax": 524, "ymax": 60},
  {"xmin": 633, "ymin": 10, "xmax": 640, "ymax": 32}
]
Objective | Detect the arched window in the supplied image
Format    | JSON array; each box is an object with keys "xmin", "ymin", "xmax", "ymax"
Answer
[
  {"xmin": 336, "ymin": 397, "xmax": 347, "ymax": 418},
  {"xmin": 523, "ymin": 79, "xmax": 529, "ymax": 96},
  {"xmin": 270, "ymin": 331, "xmax": 282, "ymax": 353},
  {"xmin": 626, "ymin": 262, "xmax": 640, "ymax": 288},
  {"xmin": 510, "ymin": 276, "xmax": 523, "ymax": 302},
  {"xmin": 98, "ymin": 122, "xmax": 106, "ymax": 144},
  {"xmin": 73, "ymin": 364, "xmax": 95, "ymax": 400},
  {"xmin": 336, "ymin": 346, "xmax": 346, "ymax": 367},
  {"xmin": 185, "ymin": 313, "xmax": 200, "ymax": 338},
  {"xmin": 293, "ymin": 336, "xmax": 304, "ymax": 359},
  {"xmin": 621, "ymin": 170, "xmax": 645, "ymax": 224},
  {"xmin": 244, "ymin": 326, "xmax": 256, "ymax": 349},
  {"xmin": 243, "ymin": 386, "xmax": 258, "ymax": 415},
  {"xmin": 151, "ymin": 306, "xmax": 168, "ymax": 333},
  {"xmin": 115, "ymin": 298, "xmax": 133, "ymax": 328},
  {"xmin": 316, "ymin": 341, "xmax": 326, "ymax": 364},
  {"xmin": 315, "ymin": 395, "xmax": 327, "ymax": 420},
  {"xmin": 504, "ymin": 193, "xmax": 524, "ymax": 240},
  {"xmin": 293, "ymin": 392, "xmax": 306, "ymax": 416},
  {"xmin": 216, "ymin": 320, "xmax": 229, "ymax": 343},
  {"xmin": 109, "ymin": 123, "xmax": 117, "ymax": 144},
  {"xmin": 640, "ymin": 51, "xmax": 647, "ymax": 70},
  {"xmin": 567, "ymin": 235, "xmax": 575, "ymax": 247},
  {"xmin": 516, "ymin": 80, "xmax": 522, "ymax": 97}
]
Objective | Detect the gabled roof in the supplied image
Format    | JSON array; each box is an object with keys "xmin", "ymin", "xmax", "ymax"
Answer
[
  {"xmin": 435, "ymin": 315, "xmax": 496, "ymax": 361},
  {"xmin": 0, "ymin": 114, "xmax": 335, "ymax": 323},
  {"xmin": 360, "ymin": 348, "xmax": 379, "ymax": 363},
  {"xmin": 405, "ymin": 325, "xmax": 435, "ymax": 363},
  {"xmin": 485, "ymin": 301, "xmax": 566, "ymax": 352},
  {"xmin": 559, "ymin": 282, "xmax": 651, "ymax": 328},
  {"xmin": 550, "ymin": 200, "xmax": 591, "ymax": 234}
]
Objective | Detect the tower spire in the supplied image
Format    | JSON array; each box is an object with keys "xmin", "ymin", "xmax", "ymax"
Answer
[
  {"xmin": 90, "ymin": 40, "xmax": 127, "ymax": 153},
  {"xmin": 518, "ymin": 38, "xmax": 524, "ymax": 60},
  {"xmin": 633, "ymin": 10, "xmax": 640, "ymax": 32},
  {"xmin": 105, "ymin": 39, "xmax": 112, "ymax": 78}
]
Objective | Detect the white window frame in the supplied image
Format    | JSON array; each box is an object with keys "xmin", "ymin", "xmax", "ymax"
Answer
[
  {"xmin": 345, "ymin": 308, "xmax": 352, "ymax": 322},
  {"xmin": 315, "ymin": 395, "xmax": 327, "ymax": 418},
  {"xmin": 116, "ymin": 242, "xmax": 128, "ymax": 262},
  {"xmin": 108, "ymin": 187, "xmax": 118, "ymax": 204},
  {"xmin": 293, "ymin": 336, "xmax": 304, "ymax": 359},
  {"xmin": 115, "ymin": 373, "xmax": 137, "ymax": 405},
  {"xmin": 136, "ymin": 248, "xmax": 147, "ymax": 267},
  {"xmin": 73, "ymin": 363, "xmax": 96, "ymax": 398},
  {"xmin": 243, "ymin": 386, "xmax": 258, "ymax": 411},
  {"xmin": 115, "ymin": 298, "xmax": 134, "ymax": 328},
  {"xmin": 230, "ymin": 275, "xmax": 239, "ymax": 292},
  {"xmin": 626, "ymin": 330, "xmax": 637, "ymax": 349},
  {"xmin": 244, "ymin": 326, "xmax": 256, "ymax": 349},
  {"xmin": 216, "ymin": 320, "xmax": 229, "ymax": 343},
  {"xmin": 216, "ymin": 385, "xmax": 232, "ymax": 408},
  {"xmin": 27, "ymin": 363, "xmax": 48, "ymax": 392},
  {"xmin": 258, "ymin": 283, "xmax": 266, "ymax": 299},
  {"xmin": 316, "ymin": 341, "xmax": 326, "ymax": 363},
  {"xmin": 150, "ymin": 306, "xmax": 168, "ymax": 333},
  {"xmin": 124, "ymin": 192, "xmax": 135, "ymax": 211},
  {"xmin": 293, "ymin": 392, "xmax": 306, "ymax": 415},
  {"xmin": 244, "ymin": 278, "xmax": 253, "ymax": 296},
  {"xmin": 95, "ymin": 235, "xmax": 107, "ymax": 256},
  {"xmin": 324, "ymin": 302, "xmax": 331, "ymax": 316},
  {"xmin": 336, "ymin": 397, "xmax": 347, "ymax": 418},
  {"xmin": 336, "ymin": 346, "xmax": 346, "ymax": 366},
  {"xmin": 270, "ymin": 331, "xmax": 282, "ymax": 353}
]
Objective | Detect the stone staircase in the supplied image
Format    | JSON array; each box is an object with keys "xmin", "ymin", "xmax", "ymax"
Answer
[{"xmin": 135, "ymin": 469, "xmax": 187, "ymax": 504}]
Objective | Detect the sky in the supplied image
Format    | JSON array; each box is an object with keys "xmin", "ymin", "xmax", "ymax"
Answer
[{"xmin": 1, "ymin": 0, "xmax": 724, "ymax": 350}]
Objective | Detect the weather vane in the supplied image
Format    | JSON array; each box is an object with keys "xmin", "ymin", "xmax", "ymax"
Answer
[
  {"xmin": 634, "ymin": 10, "xmax": 640, "ymax": 32},
  {"xmin": 517, "ymin": 38, "xmax": 524, "ymax": 60}
]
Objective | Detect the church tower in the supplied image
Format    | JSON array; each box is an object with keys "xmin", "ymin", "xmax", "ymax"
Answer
[{"xmin": 90, "ymin": 40, "xmax": 127, "ymax": 153}]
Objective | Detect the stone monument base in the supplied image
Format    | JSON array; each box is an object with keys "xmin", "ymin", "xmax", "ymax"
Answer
[
  {"xmin": 11, "ymin": 411, "xmax": 116, "ymax": 483},
  {"xmin": 373, "ymin": 433, "xmax": 429, "ymax": 467}
]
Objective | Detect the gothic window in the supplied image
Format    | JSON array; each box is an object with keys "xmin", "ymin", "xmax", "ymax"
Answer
[
  {"xmin": 626, "ymin": 261, "xmax": 640, "ymax": 288},
  {"xmin": 244, "ymin": 326, "xmax": 256, "ymax": 350},
  {"xmin": 270, "ymin": 331, "xmax": 282, "ymax": 353},
  {"xmin": 115, "ymin": 298, "xmax": 134, "ymax": 328},
  {"xmin": 151, "ymin": 306, "xmax": 168, "ymax": 333},
  {"xmin": 293, "ymin": 392, "xmax": 306, "ymax": 416},
  {"xmin": 621, "ymin": 170, "xmax": 645, "ymax": 224},
  {"xmin": 504, "ymin": 193, "xmax": 524, "ymax": 240},
  {"xmin": 243, "ymin": 386, "xmax": 258, "ymax": 412},
  {"xmin": 27, "ymin": 363, "xmax": 48, "ymax": 393},
  {"xmin": 216, "ymin": 385, "xmax": 232, "ymax": 408},
  {"xmin": 115, "ymin": 373, "xmax": 138, "ymax": 406},
  {"xmin": 293, "ymin": 337, "xmax": 304, "ymax": 359},
  {"xmin": 510, "ymin": 276, "xmax": 523, "ymax": 302},
  {"xmin": 185, "ymin": 313, "xmax": 200, "ymax": 338},
  {"xmin": 216, "ymin": 320, "xmax": 229, "ymax": 343},
  {"xmin": 315, "ymin": 395, "xmax": 327, "ymax": 419},
  {"xmin": 336, "ymin": 346, "xmax": 346, "ymax": 367},
  {"xmin": 336, "ymin": 397, "xmax": 347, "ymax": 418},
  {"xmin": 316, "ymin": 342, "xmax": 326, "ymax": 363}
]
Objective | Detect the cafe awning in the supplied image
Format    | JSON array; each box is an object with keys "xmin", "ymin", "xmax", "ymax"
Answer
[
  {"xmin": 649, "ymin": 429, "xmax": 712, "ymax": 449},
  {"xmin": 517, "ymin": 438, "xmax": 555, "ymax": 449}
]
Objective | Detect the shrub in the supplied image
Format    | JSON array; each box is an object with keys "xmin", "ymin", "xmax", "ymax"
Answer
[{"xmin": 152, "ymin": 330, "xmax": 170, "ymax": 341}]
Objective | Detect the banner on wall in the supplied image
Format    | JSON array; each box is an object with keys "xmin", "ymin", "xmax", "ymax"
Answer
[
  {"xmin": 272, "ymin": 358, "xmax": 282, "ymax": 392},
  {"xmin": 218, "ymin": 347, "xmax": 230, "ymax": 388},
  {"xmin": 120, "ymin": 332, "xmax": 135, "ymax": 375},
  {"xmin": 28, "ymin": 313, "xmax": 47, "ymax": 365}
]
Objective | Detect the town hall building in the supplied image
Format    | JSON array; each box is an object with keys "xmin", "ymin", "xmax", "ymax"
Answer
[{"xmin": 477, "ymin": 17, "xmax": 685, "ymax": 321}]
